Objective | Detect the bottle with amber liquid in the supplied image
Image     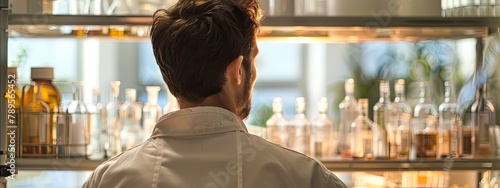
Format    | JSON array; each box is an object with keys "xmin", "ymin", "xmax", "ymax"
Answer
[
  {"xmin": 22, "ymin": 67, "xmax": 61, "ymax": 157},
  {"xmin": 412, "ymin": 81, "xmax": 439, "ymax": 159},
  {"xmin": 471, "ymin": 83, "xmax": 496, "ymax": 157}
]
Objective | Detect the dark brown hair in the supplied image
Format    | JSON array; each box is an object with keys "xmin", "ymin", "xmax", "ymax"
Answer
[{"xmin": 150, "ymin": 0, "xmax": 261, "ymax": 102}]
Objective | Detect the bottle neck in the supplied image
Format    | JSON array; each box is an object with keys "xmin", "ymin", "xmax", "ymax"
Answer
[
  {"xmin": 147, "ymin": 93, "xmax": 158, "ymax": 105},
  {"xmin": 394, "ymin": 91, "xmax": 406, "ymax": 103},
  {"xmin": 125, "ymin": 93, "xmax": 136, "ymax": 103},
  {"xmin": 73, "ymin": 85, "xmax": 84, "ymax": 101}
]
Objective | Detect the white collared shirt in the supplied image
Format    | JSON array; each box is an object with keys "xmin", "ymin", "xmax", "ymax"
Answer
[{"xmin": 83, "ymin": 107, "xmax": 347, "ymax": 188}]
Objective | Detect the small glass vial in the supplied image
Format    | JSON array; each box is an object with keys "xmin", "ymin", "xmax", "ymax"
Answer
[
  {"xmin": 143, "ymin": 86, "xmax": 162, "ymax": 140},
  {"xmin": 339, "ymin": 78, "xmax": 358, "ymax": 158},
  {"xmin": 266, "ymin": 98, "xmax": 289, "ymax": 147},
  {"xmin": 373, "ymin": 80, "xmax": 392, "ymax": 159},
  {"xmin": 438, "ymin": 81, "xmax": 458, "ymax": 158},
  {"xmin": 106, "ymin": 81, "xmax": 122, "ymax": 157},
  {"xmin": 413, "ymin": 81, "xmax": 439, "ymax": 159},
  {"xmin": 311, "ymin": 97, "xmax": 335, "ymax": 159},
  {"xmin": 65, "ymin": 82, "xmax": 90, "ymax": 157},
  {"xmin": 393, "ymin": 79, "xmax": 412, "ymax": 158},
  {"xmin": 351, "ymin": 98, "xmax": 373, "ymax": 159},
  {"xmin": 163, "ymin": 88, "xmax": 179, "ymax": 114},
  {"xmin": 119, "ymin": 88, "xmax": 144, "ymax": 151},
  {"xmin": 288, "ymin": 97, "xmax": 312, "ymax": 156}
]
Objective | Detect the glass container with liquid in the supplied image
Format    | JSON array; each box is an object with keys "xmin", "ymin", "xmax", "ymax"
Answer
[
  {"xmin": 373, "ymin": 80, "xmax": 392, "ymax": 159},
  {"xmin": 106, "ymin": 81, "xmax": 122, "ymax": 157},
  {"xmin": 311, "ymin": 97, "xmax": 335, "ymax": 158},
  {"xmin": 288, "ymin": 97, "xmax": 311, "ymax": 156},
  {"xmin": 438, "ymin": 81, "xmax": 458, "ymax": 158},
  {"xmin": 64, "ymin": 82, "xmax": 90, "ymax": 157},
  {"xmin": 351, "ymin": 98, "xmax": 373, "ymax": 159},
  {"xmin": 86, "ymin": 87, "xmax": 105, "ymax": 159},
  {"xmin": 413, "ymin": 81, "xmax": 439, "ymax": 159},
  {"xmin": 119, "ymin": 88, "xmax": 144, "ymax": 151},
  {"xmin": 266, "ymin": 97, "xmax": 289, "ymax": 147},
  {"xmin": 22, "ymin": 67, "xmax": 61, "ymax": 158},
  {"xmin": 339, "ymin": 78, "xmax": 358, "ymax": 158},
  {"xmin": 392, "ymin": 79, "xmax": 412, "ymax": 158},
  {"xmin": 143, "ymin": 86, "xmax": 162, "ymax": 140}
]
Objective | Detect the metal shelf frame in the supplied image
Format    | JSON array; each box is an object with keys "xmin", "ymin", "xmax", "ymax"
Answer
[{"xmin": 14, "ymin": 158, "xmax": 500, "ymax": 172}]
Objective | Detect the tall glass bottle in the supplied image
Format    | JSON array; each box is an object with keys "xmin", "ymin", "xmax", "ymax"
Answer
[
  {"xmin": 311, "ymin": 97, "xmax": 335, "ymax": 158},
  {"xmin": 86, "ymin": 87, "xmax": 105, "ymax": 159},
  {"xmin": 266, "ymin": 97, "xmax": 289, "ymax": 147},
  {"xmin": 23, "ymin": 67, "xmax": 61, "ymax": 157},
  {"xmin": 413, "ymin": 81, "xmax": 439, "ymax": 159},
  {"xmin": 143, "ymin": 86, "xmax": 162, "ymax": 140},
  {"xmin": 471, "ymin": 83, "xmax": 496, "ymax": 157},
  {"xmin": 351, "ymin": 98, "xmax": 373, "ymax": 159},
  {"xmin": 373, "ymin": 80, "xmax": 392, "ymax": 159},
  {"xmin": 392, "ymin": 79, "xmax": 412, "ymax": 158},
  {"xmin": 65, "ymin": 82, "xmax": 90, "ymax": 157},
  {"xmin": 438, "ymin": 81, "xmax": 458, "ymax": 158},
  {"xmin": 339, "ymin": 78, "xmax": 358, "ymax": 158},
  {"xmin": 163, "ymin": 88, "xmax": 179, "ymax": 114},
  {"xmin": 119, "ymin": 88, "xmax": 144, "ymax": 151},
  {"xmin": 106, "ymin": 81, "xmax": 122, "ymax": 157},
  {"xmin": 288, "ymin": 97, "xmax": 311, "ymax": 156}
]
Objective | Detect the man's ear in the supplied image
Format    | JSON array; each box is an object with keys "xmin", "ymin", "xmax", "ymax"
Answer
[{"xmin": 227, "ymin": 55, "xmax": 243, "ymax": 85}]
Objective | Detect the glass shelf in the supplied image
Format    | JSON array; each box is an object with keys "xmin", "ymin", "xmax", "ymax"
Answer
[
  {"xmin": 15, "ymin": 158, "xmax": 500, "ymax": 171},
  {"xmin": 7, "ymin": 14, "xmax": 497, "ymax": 41}
]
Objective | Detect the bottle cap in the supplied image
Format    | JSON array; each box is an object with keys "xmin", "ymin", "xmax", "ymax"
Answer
[
  {"xmin": 296, "ymin": 97, "xmax": 306, "ymax": 113},
  {"xmin": 31, "ymin": 67, "xmax": 54, "ymax": 80},
  {"xmin": 345, "ymin": 78, "xmax": 355, "ymax": 93},
  {"xmin": 318, "ymin": 97, "xmax": 328, "ymax": 113},
  {"xmin": 146, "ymin": 86, "xmax": 161, "ymax": 93},
  {"xmin": 395, "ymin": 79, "xmax": 405, "ymax": 93},
  {"xmin": 7, "ymin": 67, "xmax": 17, "ymax": 77},
  {"xmin": 111, "ymin": 81, "xmax": 121, "ymax": 97},
  {"xmin": 92, "ymin": 87, "xmax": 100, "ymax": 95},
  {"xmin": 272, "ymin": 97, "xmax": 283, "ymax": 113}
]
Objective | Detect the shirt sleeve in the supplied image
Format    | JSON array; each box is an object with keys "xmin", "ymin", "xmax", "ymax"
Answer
[{"xmin": 81, "ymin": 171, "xmax": 96, "ymax": 188}]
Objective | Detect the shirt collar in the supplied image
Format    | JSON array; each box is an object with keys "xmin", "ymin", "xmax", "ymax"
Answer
[{"xmin": 151, "ymin": 106, "xmax": 248, "ymax": 137}]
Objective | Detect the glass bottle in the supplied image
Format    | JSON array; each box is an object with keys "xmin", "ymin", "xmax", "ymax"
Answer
[
  {"xmin": 143, "ymin": 86, "xmax": 162, "ymax": 140},
  {"xmin": 266, "ymin": 97, "xmax": 289, "ymax": 147},
  {"xmin": 86, "ymin": 87, "xmax": 105, "ymax": 159},
  {"xmin": 351, "ymin": 98, "xmax": 373, "ymax": 159},
  {"xmin": 339, "ymin": 78, "xmax": 358, "ymax": 158},
  {"xmin": 438, "ymin": 81, "xmax": 458, "ymax": 158},
  {"xmin": 23, "ymin": 84, "xmax": 51, "ymax": 157},
  {"xmin": 311, "ymin": 97, "xmax": 335, "ymax": 159},
  {"xmin": 163, "ymin": 88, "xmax": 179, "ymax": 114},
  {"xmin": 106, "ymin": 81, "xmax": 122, "ymax": 157},
  {"xmin": 119, "ymin": 88, "xmax": 144, "ymax": 151},
  {"xmin": 65, "ymin": 82, "xmax": 90, "ymax": 157},
  {"xmin": 288, "ymin": 97, "xmax": 312, "ymax": 156},
  {"xmin": 373, "ymin": 80, "xmax": 392, "ymax": 159},
  {"xmin": 471, "ymin": 83, "xmax": 496, "ymax": 157},
  {"xmin": 413, "ymin": 81, "xmax": 439, "ymax": 159},
  {"xmin": 22, "ymin": 67, "xmax": 61, "ymax": 157},
  {"xmin": 392, "ymin": 79, "xmax": 412, "ymax": 158}
]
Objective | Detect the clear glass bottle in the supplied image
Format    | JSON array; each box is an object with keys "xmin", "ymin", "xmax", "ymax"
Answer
[
  {"xmin": 311, "ymin": 97, "xmax": 335, "ymax": 159},
  {"xmin": 266, "ymin": 97, "xmax": 289, "ymax": 147},
  {"xmin": 351, "ymin": 98, "xmax": 373, "ymax": 159},
  {"xmin": 438, "ymin": 81, "xmax": 458, "ymax": 158},
  {"xmin": 392, "ymin": 79, "xmax": 413, "ymax": 158},
  {"xmin": 471, "ymin": 83, "xmax": 496, "ymax": 157},
  {"xmin": 288, "ymin": 97, "xmax": 311, "ymax": 156},
  {"xmin": 65, "ymin": 82, "xmax": 90, "ymax": 157},
  {"xmin": 119, "ymin": 88, "xmax": 144, "ymax": 151},
  {"xmin": 413, "ymin": 81, "xmax": 439, "ymax": 159},
  {"xmin": 163, "ymin": 88, "xmax": 179, "ymax": 114},
  {"xmin": 373, "ymin": 80, "xmax": 392, "ymax": 159},
  {"xmin": 106, "ymin": 81, "xmax": 122, "ymax": 157},
  {"xmin": 143, "ymin": 86, "xmax": 162, "ymax": 140},
  {"xmin": 86, "ymin": 87, "xmax": 105, "ymax": 159},
  {"xmin": 339, "ymin": 78, "xmax": 358, "ymax": 158},
  {"xmin": 23, "ymin": 67, "xmax": 61, "ymax": 157}
]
